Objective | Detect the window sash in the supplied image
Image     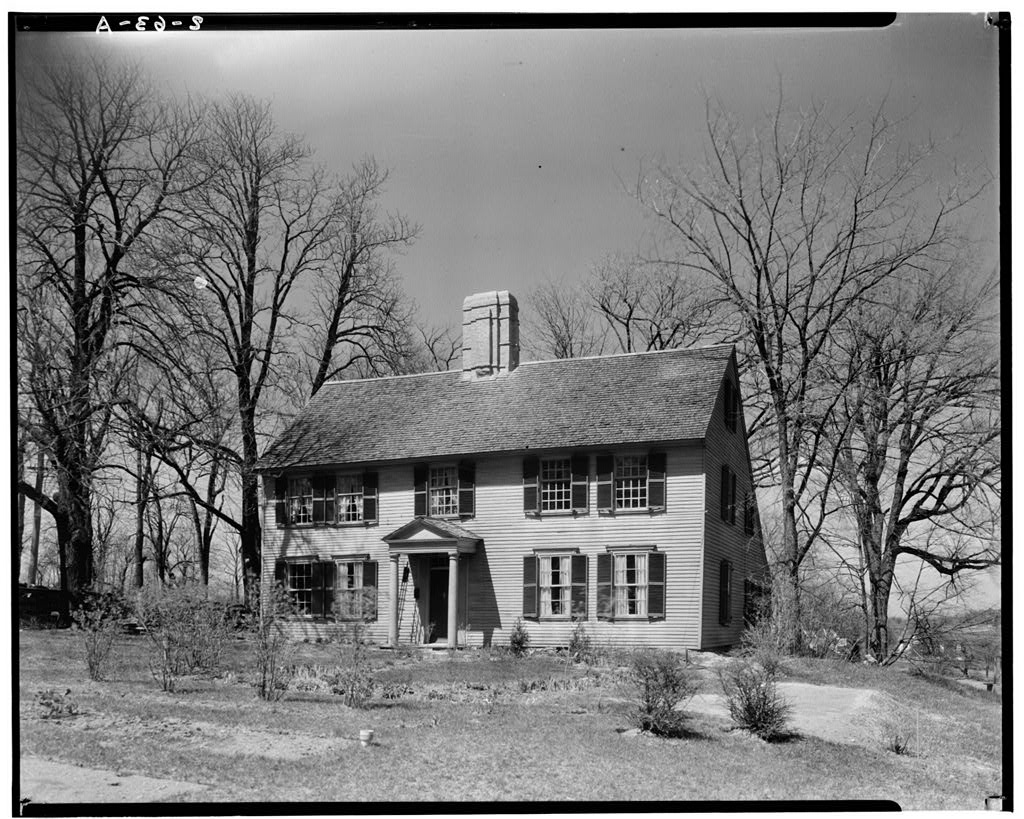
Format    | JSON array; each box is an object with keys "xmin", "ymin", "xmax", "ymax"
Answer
[
  {"xmin": 287, "ymin": 478, "xmax": 314, "ymax": 524},
  {"xmin": 288, "ymin": 561, "xmax": 313, "ymax": 615},
  {"xmin": 336, "ymin": 561, "xmax": 365, "ymax": 620},
  {"xmin": 429, "ymin": 466, "xmax": 458, "ymax": 516},
  {"xmin": 613, "ymin": 552, "xmax": 648, "ymax": 616},
  {"xmin": 614, "ymin": 456, "xmax": 648, "ymax": 509},
  {"xmin": 540, "ymin": 458, "xmax": 572, "ymax": 511},
  {"xmin": 336, "ymin": 474, "xmax": 364, "ymax": 523},
  {"xmin": 539, "ymin": 555, "xmax": 573, "ymax": 617}
]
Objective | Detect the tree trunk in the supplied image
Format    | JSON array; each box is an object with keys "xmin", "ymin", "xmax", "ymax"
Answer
[
  {"xmin": 17, "ymin": 442, "xmax": 27, "ymax": 582},
  {"xmin": 239, "ymin": 405, "xmax": 262, "ymax": 605},
  {"xmin": 134, "ymin": 447, "xmax": 147, "ymax": 588},
  {"xmin": 29, "ymin": 450, "xmax": 44, "ymax": 585}
]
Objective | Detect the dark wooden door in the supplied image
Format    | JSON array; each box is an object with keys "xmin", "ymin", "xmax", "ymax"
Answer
[{"xmin": 428, "ymin": 567, "xmax": 448, "ymax": 642}]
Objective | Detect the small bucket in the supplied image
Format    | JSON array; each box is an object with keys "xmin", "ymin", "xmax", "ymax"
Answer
[
  {"xmin": 985, "ymin": 795, "xmax": 1003, "ymax": 811},
  {"xmin": 359, "ymin": 729, "xmax": 374, "ymax": 748}
]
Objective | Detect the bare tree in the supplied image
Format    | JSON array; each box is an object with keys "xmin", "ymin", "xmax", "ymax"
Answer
[
  {"xmin": 637, "ymin": 91, "xmax": 989, "ymax": 648},
  {"xmin": 593, "ymin": 253, "xmax": 722, "ymax": 353},
  {"xmin": 16, "ymin": 58, "xmax": 205, "ymax": 600},
  {"xmin": 831, "ymin": 267, "xmax": 1000, "ymax": 662},
  {"xmin": 525, "ymin": 277, "xmax": 606, "ymax": 359}
]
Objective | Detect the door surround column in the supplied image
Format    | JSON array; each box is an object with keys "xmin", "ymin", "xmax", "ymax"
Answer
[
  {"xmin": 447, "ymin": 551, "xmax": 458, "ymax": 649},
  {"xmin": 388, "ymin": 552, "xmax": 400, "ymax": 647}
]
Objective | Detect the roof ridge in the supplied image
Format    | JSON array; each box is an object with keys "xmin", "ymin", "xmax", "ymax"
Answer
[
  {"xmin": 521, "ymin": 342, "xmax": 734, "ymax": 368},
  {"xmin": 319, "ymin": 368, "xmax": 455, "ymax": 388}
]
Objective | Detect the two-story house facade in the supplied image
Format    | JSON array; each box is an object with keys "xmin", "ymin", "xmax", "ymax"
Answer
[{"xmin": 256, "ymin": 290, "xmax": 768, "ymax": 651}]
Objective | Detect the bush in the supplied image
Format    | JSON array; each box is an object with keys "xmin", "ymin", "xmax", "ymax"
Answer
[
  {"xmin": 568, "ymin": 620, "xmax": 596, "ymax": 664},
  {"xmin": 628, "ymin": 649, "xmax": 699, "ymax": 737},
  {"xmin": 250, "ymin": 581, "xmax": 295, "ymax": 701},
  {"xmin": 719, "ymin": 662, "xmax": 792, "ymax": 741},
  {"xmin": 509, "ymin": 618, "xmax": 530, "ymax": 656},
  {"xmin": 72, "ymin": 588, "xmax": 131, "ymax": 681},
  {"xmin": 35, "ymin": 688, "xmax": 78, "ymax": 720}
]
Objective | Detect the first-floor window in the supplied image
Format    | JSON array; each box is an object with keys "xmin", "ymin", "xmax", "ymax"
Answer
[
  {"xmin": 539, "ymin": 555, "xmax": 573, "ymax": 616},
  {"xmin": 613, "ymin": 552, "xmax": 647, "ymax": 616},
  {"xmin": 597, "ymin": 550, "xmax": 666, "ymax": 620},
  {"xmin": 287, "ymin": 561, "xmax": 313, "ymax": 614},
  {"xmin": 336, "ymin": 561, "xmax": 364, "ymax": 619}
]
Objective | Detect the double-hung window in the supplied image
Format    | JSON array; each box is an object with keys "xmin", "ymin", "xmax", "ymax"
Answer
[
  {"xmin": 287, "ymin": 478, "xmax": 314, "ymax": 525},
  {"xmin": 595, "ymin": 452, "xmax": 666, "ymax": 513},
  {"xmin": 336, "ymin": 474, "xmax": 364, "ymax": 523},
  {"xmin": 274, "ymin": 557, "xmax": 378, "ymax": 621},
  {"xmin": 539, "ymin": 555, "xmax": 573, "ymax": 616},
  {"xmin": 522, "ymin": 553, "xmax": 588, "ymax": 620},
  {"xmin": 335, "ymin": 560, "xmax": 378, "ymax": 621},
  {"xmin": 596, "ymin": 549, "xmax": 666, "ymax": 620},
  {"xmin": 720, "ymin": 465, "xmax": 738, "ymax": 525},
  {"xmin": 286, "ymin": 561, "xmax": 313, "ymax": 615},
  {"xmin": 540, "ymin": 459, "xmax": 572, "ymax": 512},
  {"xmin": 413, "ymin": 462, "xmax": 475, "ymax": 518},
  {"xmin": 523, "ymin": 455, "xmax": 588, "ymax": 515}
]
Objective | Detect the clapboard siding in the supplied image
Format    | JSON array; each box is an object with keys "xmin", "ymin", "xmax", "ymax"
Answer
[
  {"xmin": 262, "ymin": 443, "xmax": 706, "ymax": 649},
  {"xmin": 700, "ymin": 360, "xmax": 769, "ymax": 649}
]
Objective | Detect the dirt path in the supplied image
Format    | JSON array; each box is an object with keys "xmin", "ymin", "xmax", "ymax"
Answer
[{"xmin": 19, "ymin": 756, "xmax": 207, "ymax": 805}]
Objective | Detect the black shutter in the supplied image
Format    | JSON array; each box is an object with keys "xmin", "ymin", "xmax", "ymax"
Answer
[
  {"xmin": 729, "ymin": 472, "xmax": 738, "ymax": 525},
  {"xmin": 312, "ymin": 476, "xmax": 325, "ymax": 524},
  {"xmin": 719, "ymin": 560, "xmax": 732, "ymax": 625},
  {"xmin": 458, "ymin": 461, "xmax": 475, "ymax": 518},
  {"xmin": 724, "ymin": 379, "xmax": 736, "ymax": 432},
  {"xmin": 720, "ymin": 466, "xmax": 730, "ymax": 522},
  {"xmin": 647, "ymin": 452, "xmax": 666, "ymax": 510},
  {"xmin": 596, "ymin": 553, "xmax": 613, "ymax": 620},
  {"xmin": 523, "ymin": 456, "xmax": 539, "ymax": 514},
  {"xmin": 522, "ymin": 555, "xmax": 538, "ymax": 619},
  {"xmin": 363, "ymin": 472, "xmax": 378, "ymax": 522},
  {"xmin": 274, "ymin": 477, "xmax": 287, "ymax": 526},
  {"xmin": 596, "ymin": 454, "xmax": 614, "ymax": 512},
  {"xmin": 362, "ymin": 561, "xmax": 378, "ymax": 622},
  {"xmin": 743, "ymin": 492, "xmax": 755, "ymax": 535},
  {"xmin": 323, "ymin": 475, "xmax": 336, "ymax": 524},
  {"xmin": 648, "ymin": 552, "xmax": 666, "ymax": 620},
  {"xmin": 322, "ymin": 561, "xmax": 336, "ymax": 619},
  {"xmin": 311, "ymin": 561, "xmax": 324, "ymax": 617},
  {"xmin": 571, "ymin": 554, "xmax": 588, "ymax": 619},
  {"xmin": 413, "ymin": 464, "xmax": 428, "ymax": 516},
  {"xmin": 570, "ymin": 454, "xmax": 589, "ymax": 512},
  {"xmin": 274, "ymin": 559, "xmax": 288, "ymax": 590}
]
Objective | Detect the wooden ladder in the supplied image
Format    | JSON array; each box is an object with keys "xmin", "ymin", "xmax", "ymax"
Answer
[{"xmin": 396, "ymin": 556, "xmax": 420, "ymax": 644}]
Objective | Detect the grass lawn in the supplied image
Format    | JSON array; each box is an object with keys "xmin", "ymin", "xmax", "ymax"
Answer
[{"xmin": 18, "ymin": 628, "xmax": 1003, "ymax": 808}]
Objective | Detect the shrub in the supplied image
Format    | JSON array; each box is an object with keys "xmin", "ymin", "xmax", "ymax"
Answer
[
  {"xmin": 508, "ymin": 618, "xmax": 531, "ymax": 656},
  {"xmin": 568, "ymin": 620, "xmax": 596, "ymax": 664},
  {"xmin": 628, "ymin": 649, "xmax": 699, "ymax": 738},
  {"xmin": 250, "ymin": 581, "xmax": 295, "ymax": 701},
  {"xmin": 719, "ymin": 662, "xmax": 792, "ymax": 741},
  {"xmin": 35, "ymin": 688, "xmax": 78, "ymax": 720},
  {"xmin": 72, "ymin": 588, "xmax": 131, "ymax": 681}
]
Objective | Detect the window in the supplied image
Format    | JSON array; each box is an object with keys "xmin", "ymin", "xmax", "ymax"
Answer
[
  {"xmin": 336, "ymin": 474, "xmax": 364, "ymax": 523},
  {"xmin": 597, "ymin": 550, "xmax": 666, "ymax": 620},
  {"xmin": 274, "ymin": 558, "xmax": 378, "ymax": 621},
  {"xmin": 720, "ymin": 465, "xmax": 737, "ymax": 525},
  {"xmin": 287, "ymin": 478, "xmax": 313, "ymax": 525},
  {"xmin": 719, "ymin": 560, "xmax": 733, "ymax": 625},
  {"xmin": 414, "ymin": 462, "xmax": 475, "ymax": 518},
  {"xmin": 523, "ymin": 455, "xmax": 588, "ymax": 515},
  {"xmin": 539, "ymin": 555, "xmax": 572, "ymax": 616},
  {"xmin": 522, "ymin": 553, "xmax": 587, "ymax": 619},
  {"xmin": 274, "ymin": 473, "xmax": 377, "ymax": 527},
  {"xmin": 743, "ymin": 492, "xmax": 757, "ymax": 535},
  {"xmin": 724, "ymin": 378, "xmax": 740, "ymax": 433},
  {"xmin": 596, "ymin": 452, "xmax": 666, "ymax": 513},
  {"xmin": 287, "ymin": 561, "xmax": 313, "ymax": 615},
  {"xmin": 429, "ymin": 466, "xmax": 458, "ymax": 516}
]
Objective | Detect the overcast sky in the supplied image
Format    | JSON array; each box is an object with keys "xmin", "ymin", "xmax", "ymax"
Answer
[{"xmin": 15, "ymin": 14, "xmax": 1000, "ymax": 332}]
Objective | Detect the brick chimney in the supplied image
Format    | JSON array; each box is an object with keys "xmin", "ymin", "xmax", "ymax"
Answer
[{"xmin": 461, "ymin": 290, "xmax": 520, "ymax": 379}]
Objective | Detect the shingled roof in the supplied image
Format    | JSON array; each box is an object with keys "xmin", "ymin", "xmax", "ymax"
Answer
[{"xmin": 257, "ymin": 343, "xmax": 735, "ymax": 471}]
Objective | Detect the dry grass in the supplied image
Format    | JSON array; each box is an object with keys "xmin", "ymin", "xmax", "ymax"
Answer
[{"xmin": 18, "ymin": 629, "xmax": 1003, "ymax": 807}]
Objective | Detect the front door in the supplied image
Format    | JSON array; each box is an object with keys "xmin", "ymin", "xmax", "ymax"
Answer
[{"xmin": 428, "ymin": 566, "xmax": 448, "ymax": 643}]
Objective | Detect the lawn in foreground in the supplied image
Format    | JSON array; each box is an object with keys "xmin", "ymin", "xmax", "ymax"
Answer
[{"xmin": 18, "ymin": 629, "xmax": 1002, "ymax": 807}]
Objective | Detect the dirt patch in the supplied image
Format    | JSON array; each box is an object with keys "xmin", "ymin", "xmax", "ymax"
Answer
[
  {"xmin": 687, "ymin": 683, "xmax": 896, "ymax": 747},
  {"xmin": 20, "ymin": 756, "xmax": 206, "ymax": 804}
]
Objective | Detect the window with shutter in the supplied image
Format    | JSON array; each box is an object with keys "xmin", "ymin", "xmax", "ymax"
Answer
[
  {"xmin": 719, "ymin": 560, "xmax": 733, "ymax": 625},
  {"xmin": 523, "ymin": 456, "xmax": 540, "ymax": 514},
  {"xmin": 600, "ymin": 548, "xmax": 665, "ymax": 620},
  {"xmin": 724, "ymin": 379, "xmax": 737, "ymax": 432},
  {"xmin": 743, "ymin": 492, "xmax": 756, "ymax": 535},
  {"xmin": 286, "ymin": 561, "xmax": 313, "ymax": 615},
  {"xmin": 720, "ymin": 465, "xmax": 737, "ymax": 524},
  {"xmin": 522, "ymin": 555, "xmax": 538, "ymax": 619}
]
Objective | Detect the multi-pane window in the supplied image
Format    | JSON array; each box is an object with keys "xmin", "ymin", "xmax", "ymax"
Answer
[
  {"xmin": 429, "ymin": 466, "xmax": 458, "ymax": 517},
  {"xmin": 287, "ymin": 561, "xmax": 313, "ymax": 615},
  {"xmin": 287, "ymin": 478, "xmax": 314, "ymax": 525},
  {"xmin": 615, "ymin": 455, "xmax": 648, "ymax": 509},
  {"xmin": 539, "ymin": 555, "xmax": 573, "ymax": 616},
  {"xmin": 613, "ymin": 552, "xmax": 648, "ymax": 616},
  {"xmin": 540, "ymin": 458, "xmax": 572, "ymax": 512},
  {"xmin": 336, "ymin": 561, "xmax": 365, "ymax": 620},
  {"xmin": 336, "ymin": 474, "xmax": 364, "ymax": 523}
]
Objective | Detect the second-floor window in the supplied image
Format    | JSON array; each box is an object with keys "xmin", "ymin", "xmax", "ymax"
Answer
[
  {"xmin": 595, "ymin": 452, "xmax": 666, "ymax": 513},
  {"xmin": 614, "ymin": 455, "xmax": 648, "ymax": 509},
  {"xmin": 429, "ymin": 466, "xmax": 458, "ymax": 516},
  {"xmin": 274, "ymin": 473, "xmax": 378, "ymax": 527},
  {"xmin": 523, "ymin": 454, "xmax": 589, "ymax": 515},
  {"xmin": 287, "ymin": 478, "xmax": 314, "ymax": 525},
  {"xmin": 414, "ymin": 462, "xmax": 475, "ymax": 518}
]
